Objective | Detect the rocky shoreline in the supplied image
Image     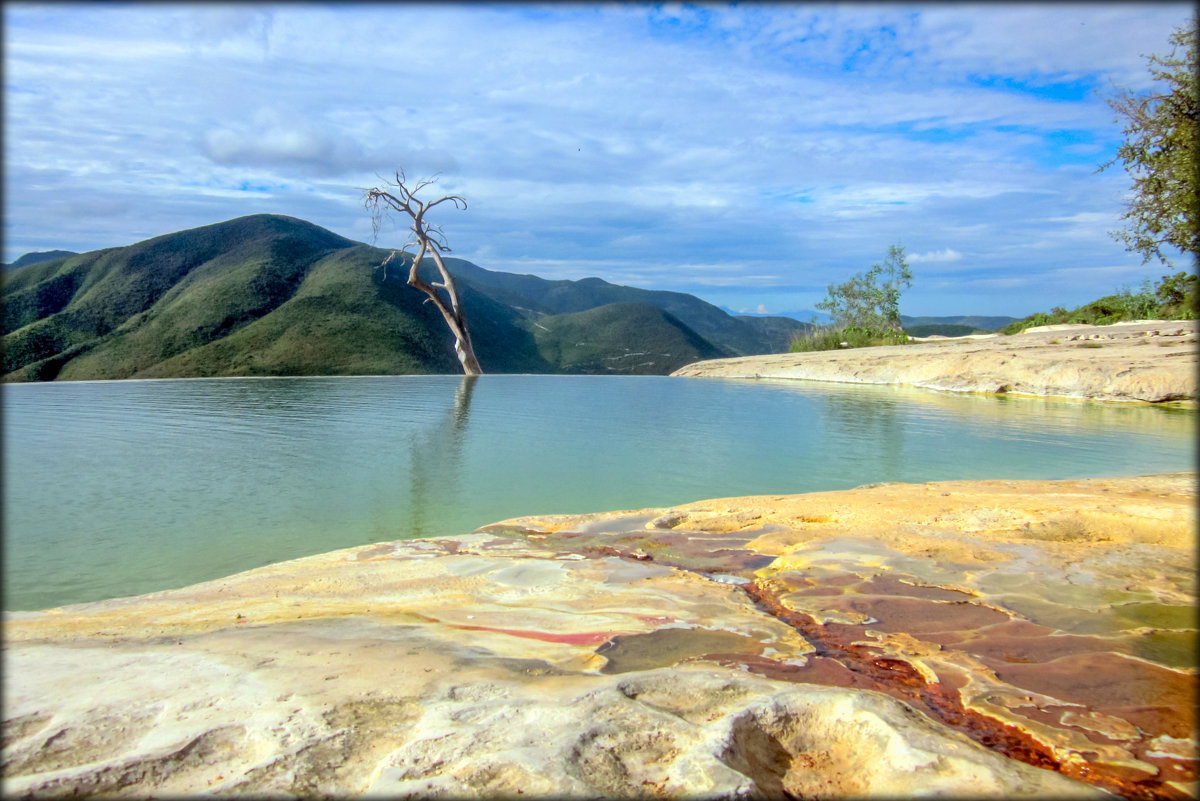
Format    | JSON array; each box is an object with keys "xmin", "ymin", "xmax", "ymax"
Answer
[
  {"xmin": 3, "ymin": 472, "xmax": 1195, "ymax": 799},
  {"xmin": 671, "ymin": 320, "xmax": 1198, "ymax": 403}
]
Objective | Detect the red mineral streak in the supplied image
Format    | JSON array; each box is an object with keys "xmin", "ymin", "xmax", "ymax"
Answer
[{"xmin": 446, "ymin": 623, "xmax": 617, "ymax": 646}]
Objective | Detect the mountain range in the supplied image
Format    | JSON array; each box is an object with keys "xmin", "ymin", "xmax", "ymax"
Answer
[
  {"xmin": 2, "ymin": 214, "xmax": 813, "ymax": 381},
  {"xmin": 3, "ymin": 250, "xmax": 78, "ymax": 271},
  {"xmin": 898, "ymin": 315, "xmax": 1016, "ymax": 333}
]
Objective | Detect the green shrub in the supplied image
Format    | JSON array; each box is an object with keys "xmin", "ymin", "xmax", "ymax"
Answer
[
  {"xmin": 790, "ymin": 325, "xmax": 909, "ymax": 352},
  {"xmin": 1156, "ymin": 271, "xmax": 1199, "ymax": 318},
  {"xmin": 1001, "ymin": 272, "xmax": 1197, "ymax": 333}
]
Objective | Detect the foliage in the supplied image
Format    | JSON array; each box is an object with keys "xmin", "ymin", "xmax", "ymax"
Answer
[
  {"xmin": 999, "ymin": 272, "xmax": 1197, "ymax": 333},
  {"xmin": 790, "ymin": 324, "xmax": 909, "ymax": 353},
  {"xmin": 816, "ymin": 245, "xmax": 913, "ymax": 333},
  {"xmin": 1119, "ymin": 278, "xmax": 1162, "ymax": 319},
  {"xmin": 1099, "ymin": 24, "xmax": 1198, "ymax": 266},
  {"xmin": 796, "ymin": 244, "xmax": 913, "ymax": 351},
  {"xmin": 1155, "ymin": 270, "xmax": 1200, "ymax": 317}
]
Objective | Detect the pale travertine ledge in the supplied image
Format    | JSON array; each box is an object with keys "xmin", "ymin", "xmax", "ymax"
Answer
[
  {"xmin": 3, "ymin": 473, "xmax": 1195, "ymax": 799},
  {"xmin": 671, "ymin": 320, "xmax": 1197, "ymax": 403}
]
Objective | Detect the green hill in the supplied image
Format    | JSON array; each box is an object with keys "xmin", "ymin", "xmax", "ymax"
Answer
[
  {"xmin": 734, "ymin": 314, "xmax": 820, "ymax": 352},
  {"xmin": 532, "ymin": 302, "xmax": 727, "ymax": 374},
  {"xmin": 899, "ymin": 315, "xmax": 1015, "ymax": 332},
  {"xmin": 2, "ymin": 214, "xmax": 791, "ymax": 381},
  {"xmin": 438, "ymin": 258, "xmax": 809, "ymax": 355},
  {"xmin": 904, "ymin": 324, "xmax": 984, "ymax": 338},
  {"xmin": 3, "ymin": 215, "xmax": 367, "ymax": 379}
]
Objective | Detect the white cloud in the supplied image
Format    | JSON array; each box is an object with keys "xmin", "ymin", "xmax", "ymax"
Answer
[
  {"xmin": 199, "ymin": 108, "xmax": 379, "ymax": 176},
  {"xmin": 2, "ymin": 3, "xmax": 1190, "ymax": 316},
  {"xmin": 908, "ymin": 248, "xmax": 963, "ymax": 263}
]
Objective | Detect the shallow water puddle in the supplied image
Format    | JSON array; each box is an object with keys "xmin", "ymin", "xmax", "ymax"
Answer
[{"xmin": 596, "ymin": 627, "xmax": 766, "ymax": 674}]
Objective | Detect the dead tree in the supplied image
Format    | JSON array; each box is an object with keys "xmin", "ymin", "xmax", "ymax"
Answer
[{"xmin": 364, "ymin": 170, "xmax": 482, "ymax": 375}]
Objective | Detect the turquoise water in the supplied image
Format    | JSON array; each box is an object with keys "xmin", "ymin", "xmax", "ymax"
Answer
[{"xmin": 3, "ymin": 374, "xmax": 1194, "ymax": 611}]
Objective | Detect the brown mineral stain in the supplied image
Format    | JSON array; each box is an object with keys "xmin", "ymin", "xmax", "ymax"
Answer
[
  {"xmin": 918, "ymin": 617, "xmax": 1057, "ymax": 647},
  {"xmin": 739, "ymin": 577, "xmax": 1194, "ymax": 801},
  {"xmin": 951, "ymin": 631, "xmax": 1124, "ymax": 664},
  {"xmin": 473, "ymin": 474, "xmax": 1200, "ymax": 801},
  {"xmin": 539, "ymin": 528, "xmax": 777, "ymax": 577},
  {"xmin": 824, "ymin": 595, "xmax": 1012, "ymax": 634},
  {"xmin": 985, "ymin": 652, "xmax": 1197, "ymax": 738},
  {"xmin": 714, "ymin": 652, "xmax": 886, "ymax": 693},
  {"xmin": 855, "ymin": 573, "xmax": 977, "ymax": 601},
  {"xmin": 353, "ymin": 544, "xmax": 395, "ymax": 561}
]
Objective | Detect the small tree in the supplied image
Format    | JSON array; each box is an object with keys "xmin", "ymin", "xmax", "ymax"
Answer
[
  {"xmin": 1155, "ymin": 270, "xmax": 1200, "ymax": 317},
  {"xmin": 1117, "ymin": 277, "xmax": 1160, "ymax": 320},
  {"xmin": 1099, "ymin": 23, "xmax": 1198, "ymax": 266},
  {"xmin": 816, "ymin": 244, "xmax": 914, "ymax": 334},
  {"xmin": 364, "ymin": 170, "xmax": 482, "ymax": 375}
]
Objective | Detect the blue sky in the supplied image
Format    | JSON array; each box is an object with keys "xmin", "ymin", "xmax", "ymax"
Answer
[{"xmin": 3, "ymin": 2, "xmax": 1192, "ymax": 318}]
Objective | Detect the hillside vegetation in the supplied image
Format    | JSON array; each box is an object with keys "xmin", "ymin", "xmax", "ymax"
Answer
[
  {"xmin": 2, "ymin": 215, "xmax": 810, "ymax": 381},
  {"xmin": 532, "ymin": 302, "xmax": 725, "ymax": 374},
  {"xmin": 999, "ymin": 272, "xmax": 1198, "ymax": 334}
]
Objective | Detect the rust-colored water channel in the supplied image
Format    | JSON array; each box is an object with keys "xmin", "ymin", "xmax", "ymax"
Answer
[{"xmin": 503, "ymin": 517, "xmax": 1197, "ymax": 800}]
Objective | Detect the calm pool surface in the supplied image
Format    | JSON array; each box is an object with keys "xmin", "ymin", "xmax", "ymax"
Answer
[{"xmin": 3, "ymin": 374, "xmax": 1194, "ymax": 610}]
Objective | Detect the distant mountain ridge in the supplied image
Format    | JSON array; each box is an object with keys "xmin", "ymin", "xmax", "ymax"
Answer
[
  {"xmin": 899, "ymin": 314, "xmax": 1016, "ymax": 332},
  {"xmin": 4, "ymin": 250, "xmax": 78, "ymax": 270},
  {"xmin": 1, "ymin": 214, "xmax": 812, "ymax": 381}
]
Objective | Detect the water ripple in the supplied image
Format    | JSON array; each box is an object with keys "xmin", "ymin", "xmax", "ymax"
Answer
[{"xmin": 3, "ymin": 375, "xmax": 1193, "ymax": 610}]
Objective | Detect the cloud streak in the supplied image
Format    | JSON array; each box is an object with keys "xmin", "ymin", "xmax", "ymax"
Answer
[
  {"xmin": 908, "ymin": 248, "xmax": 963, "ymax": 263},
  {"xmin": 3, "ymin": 3, "xmax": 1191, "ymax": 317}
]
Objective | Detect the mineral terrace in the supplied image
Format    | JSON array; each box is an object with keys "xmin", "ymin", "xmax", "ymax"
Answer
[
  {"xmin": 671, "ymin": 320, "xmax": 1198, "ymax": 404},
  {"xmin": 3, "ymin": 473, "xmax": 1195, "ymax": 799}
]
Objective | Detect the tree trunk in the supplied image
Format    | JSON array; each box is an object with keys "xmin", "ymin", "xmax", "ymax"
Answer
[{"xmin": 405, "ymin": 241, "xmax": 482, "ymax": 375}]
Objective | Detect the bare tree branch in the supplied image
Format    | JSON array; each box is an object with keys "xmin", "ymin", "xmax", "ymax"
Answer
[{"xmin": 362, "ymin": 170, "xmax": 482, "ymax": 375}]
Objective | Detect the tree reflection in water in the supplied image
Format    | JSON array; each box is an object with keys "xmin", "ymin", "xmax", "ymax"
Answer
[{"xmin": 403, "ymin": 375, "xmax": 478, "ymax": 539}]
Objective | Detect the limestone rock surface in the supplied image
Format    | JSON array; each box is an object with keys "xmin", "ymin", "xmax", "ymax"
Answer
[
  {"xmin": 4, "ymin": 474, "xmax": 1196, "ymax": 799},
  {"xmin": 671, "ymin": 320, "xmax": 1197, "ymax": 403}
]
